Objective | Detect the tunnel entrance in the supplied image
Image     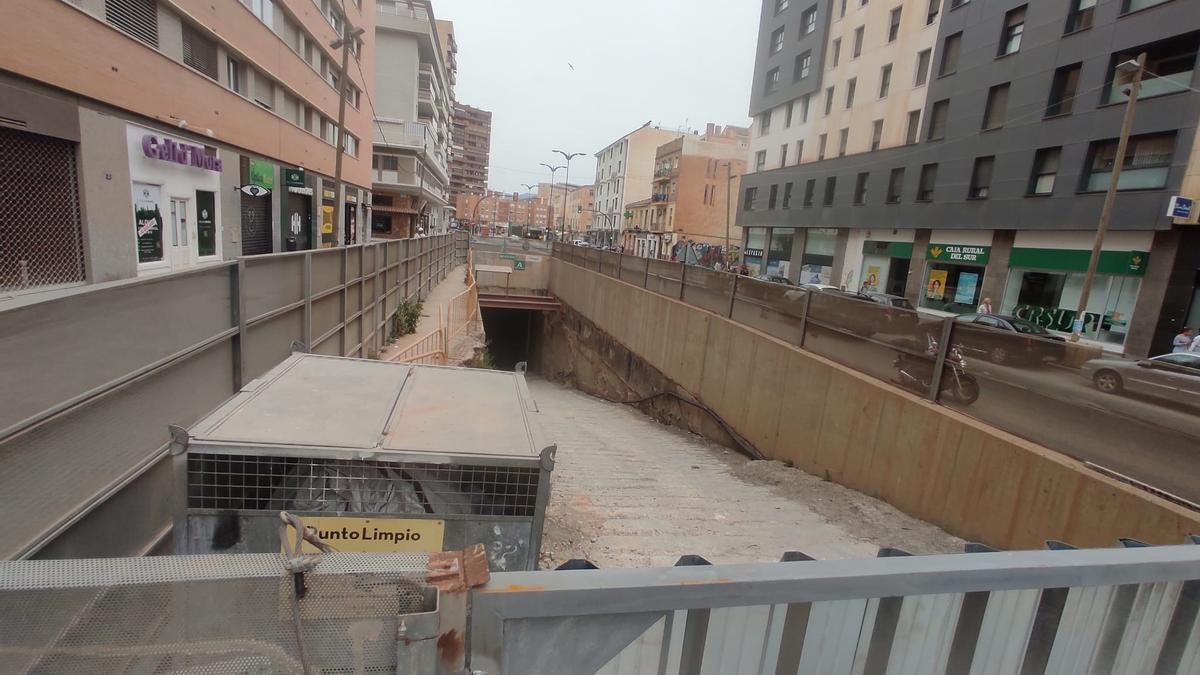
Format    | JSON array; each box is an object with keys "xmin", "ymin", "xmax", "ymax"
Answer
[{"xmin": 479, "ymin": 307, "xmax": 544, "ymax": 371}]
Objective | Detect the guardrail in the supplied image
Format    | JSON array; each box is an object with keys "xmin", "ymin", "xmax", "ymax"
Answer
[
  {"xmin": 0, "ymin": 233, "xmax": 467, "ymax": 560},
  {"xmin": 552, "ymin": 243, "xmax": 1200, "ymax": 508}
]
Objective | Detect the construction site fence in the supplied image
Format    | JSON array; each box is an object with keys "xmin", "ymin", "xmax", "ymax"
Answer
[{"xmin": 0, "ymin": 232, "xmax": 468, "ymax": 561}]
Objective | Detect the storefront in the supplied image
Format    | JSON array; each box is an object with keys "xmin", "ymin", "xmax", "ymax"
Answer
[
  {"xmin": 798, "ymin": 228, "xmax": 838, "ymax": 285},
  {"xmin": 858, "ymin": 240, "xmax": 913, "ymax": 296},
  {"xmin": 765, "ymin": 229, "xmax": 794, "ymax": 278},
  {"xmin": 920, "ymin": 239, "xmax": 992, "ymax": 314},
  {"xmin": 743, "ymin": 228, "xmax": 767, "ymax": 273},
  {"xmin": 239, "ymin": 158, "xmax": 275, "ymax": 256},
  {"xmin": 283, "ymin": 167, "xmax": 313, "ymax": 251},
  {"xmin": 127, "ymin": 124, "xmax": 223, "ymax": 275},
  {"xmin": 1001, "ymin": 235, "xmax": 1151, "ymax": 348}
]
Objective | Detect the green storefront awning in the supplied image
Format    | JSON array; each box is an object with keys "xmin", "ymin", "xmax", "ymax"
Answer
[
  {"xmin": 862, "ymin": 241, "xmax": 914, "ymax": 258},
  {"xmin": 1009, "ymin": 248, "xmax": 1149, "ymax": 276}
]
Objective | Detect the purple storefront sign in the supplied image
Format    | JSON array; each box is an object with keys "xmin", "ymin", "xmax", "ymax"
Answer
[{"xmin": 142, "ymin": 135, "xmax": 223, "ymax": 172}]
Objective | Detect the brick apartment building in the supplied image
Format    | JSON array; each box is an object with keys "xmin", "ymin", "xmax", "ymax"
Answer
[{"xmin": 449, "ymin": 102, "xmax": 492, "ymax": 204}]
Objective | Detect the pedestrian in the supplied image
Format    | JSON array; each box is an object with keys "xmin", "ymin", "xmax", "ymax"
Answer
[
  {"xmin": 1190, "ymin": 331, "xmax": 1200, "ymax": 354},
  {"xmin": 1173, "ymin": 327, "xmax": 1194, "ymax": 353},
  {"xmin": 977, "ymin": 297, "xmax": 994, "ymax": 314},
  {"xmin": 738, "ymin": 263, "xmax": 749, "ymax": 276}
]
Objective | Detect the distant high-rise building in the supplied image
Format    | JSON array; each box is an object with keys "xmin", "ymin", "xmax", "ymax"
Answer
[
  {"xmin": 592, "ymin": 123, "xmax": 687, "ymax": 247},
  {"xmin": 450, "ymin": 103, "xmax": 492, "ymax": 203}
]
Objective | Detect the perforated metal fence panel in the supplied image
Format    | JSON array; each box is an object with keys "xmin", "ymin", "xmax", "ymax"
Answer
[{"xmin": 0, "ymin": 127, "xmax": 85, "ymax": 292}]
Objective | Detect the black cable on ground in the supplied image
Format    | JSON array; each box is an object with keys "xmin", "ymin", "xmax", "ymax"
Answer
[{"xmin": 597, "ymin": 389, "xmax": 766, "ymax": 461}]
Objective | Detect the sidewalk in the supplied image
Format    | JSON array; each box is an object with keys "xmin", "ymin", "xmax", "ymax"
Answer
[{"xmin": 379, "ymin": 264, "xmax": 483, "ymax": 363}]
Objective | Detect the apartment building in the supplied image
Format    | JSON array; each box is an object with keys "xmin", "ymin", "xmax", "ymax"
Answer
[
  {"xmin": 0, "ymin": 0, "xmax": 374, "ymax": 290},
  {"xmin": 454, "ymin": 191, "xmax": 548, "ymax": 233},
  {"xmin": 739, "ymin": 0, "xmax": 1200, "ymax": 358},
  {"xmin": 624, "ymin": 124, "xmax": 750, "ymax": 259},
  {"xmin": 370, "ymin": 0, "xmax": 454, "ymax": 239},
  {"xmin": 536, "ymin": 182, "xmax": 592, "ymax": 239},
  {"xmin": 591, "ymin": 122, "xmax": 687, "ymax": 247},
  {"xmin": 449, "ymin": 102, "xmax": 492, "ymax": 203}
]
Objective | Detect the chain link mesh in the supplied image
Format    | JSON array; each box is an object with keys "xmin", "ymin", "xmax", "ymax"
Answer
[{"xmin": 0, "ymin": 127, "xmax": 86, "ymax": 292}]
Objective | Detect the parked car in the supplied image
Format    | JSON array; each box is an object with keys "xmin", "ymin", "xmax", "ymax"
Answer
[
  {"xmin": 1081, "ymin": 353, "xmax": 1200, "ymax": 406},
  {"xmin": 755, "ymin": 274, "xmax": 794, "ymax": 286},
  {"xmin": 953, "ymin": 314, "xmax": 1067, "ymax": 365},
  {"xmin": 866, "ymin": 293, "xmax": 914, "ymax": 310},
  {"xmin": 808, "ymin": 290, "xmax": 917, "ymax": 338}
]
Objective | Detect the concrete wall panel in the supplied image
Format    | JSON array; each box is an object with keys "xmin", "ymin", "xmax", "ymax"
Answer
[{"xmin": 550, "ymin": 258, "xmax": 1200, "ymax": 549}]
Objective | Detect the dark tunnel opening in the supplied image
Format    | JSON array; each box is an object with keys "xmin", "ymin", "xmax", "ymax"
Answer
[{"xmin": 479, "ymin": 307, "xmax": 544, "ymax": 371}]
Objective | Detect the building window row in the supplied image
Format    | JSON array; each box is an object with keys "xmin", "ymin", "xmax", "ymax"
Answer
[{"xmin": 744, "ymin": 131, "xmax": 1176, "ymax": 212}]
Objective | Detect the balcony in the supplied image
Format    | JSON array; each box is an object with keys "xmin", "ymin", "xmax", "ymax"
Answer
[
  {"xmin": 652, "ymin": 167, "xmax": 678, "ymax": 182},
  {"xmin": 651, "ymin": 193, "xmax": 671, "ymax": 203}
]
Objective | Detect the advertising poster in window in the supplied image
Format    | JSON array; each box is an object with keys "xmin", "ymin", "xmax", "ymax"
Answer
[
  {"xmin": 927, "ymin": 269, "xmax": 948, "ymax": 300},
  {"xmin": 196, "ymin": 190, "xmax": 216, "ymax": 257},
  {"xmin": 863, "ymin": 265, "xmax": 882, "ymax": 293},
  {"xmin": 954, "ymin": 271, "xmax": 980, "ymax": 305},
  {"xmin": 321, "ymin": 205, "xmax": 335, "ymax": 248},
  {"xmin": 132, "ymin": 182, "xmax": 164, "ymax": 264}
]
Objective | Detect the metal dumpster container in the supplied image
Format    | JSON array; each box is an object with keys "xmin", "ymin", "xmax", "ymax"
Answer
[{"xmin": 172, "ymin": 353, "xmax": 554, "ymax": 571}]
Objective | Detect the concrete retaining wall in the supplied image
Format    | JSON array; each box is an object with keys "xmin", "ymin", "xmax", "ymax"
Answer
[{"xmin": 549, "ymin": 259, "xmax": 1200, "ymax": 549}]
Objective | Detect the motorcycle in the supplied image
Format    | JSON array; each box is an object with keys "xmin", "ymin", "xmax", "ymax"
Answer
[{"xmin": 893, "ymin": 334, "xmax": 981, "ymax": 405}]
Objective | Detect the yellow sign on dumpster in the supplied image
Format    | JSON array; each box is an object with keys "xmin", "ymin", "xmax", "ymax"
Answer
[{"xmin": 286, "ymin": 516, "xmax": 445, "ymax": 554}]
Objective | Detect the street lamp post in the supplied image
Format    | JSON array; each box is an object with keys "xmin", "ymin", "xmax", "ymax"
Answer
[
  {"xmin": 553, "ymin": 150, "xmax": 584, "ymax": 241},
  {"xmin": 520, "ymin": 183, "xmax": 539, "ymax": 235},
  {"xmin": 717, "ymin": 160, "xmax": 737, "ymax": 255},
  {"xmin": 331, "ymin": 23, "xmax": 365, "ymax": 245},
  {"xmin": 1072, "ymin": 54, "xmax": 1147, "ymax": 342},
  {"xmin": 539, "ymin": 163, "xmax": 564, "ymax": 241}
]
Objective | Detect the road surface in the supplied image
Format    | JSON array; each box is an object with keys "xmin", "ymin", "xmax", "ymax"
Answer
[{"xmin": 528, "ymin": 378, "xmax": 961, "ymax": 568}]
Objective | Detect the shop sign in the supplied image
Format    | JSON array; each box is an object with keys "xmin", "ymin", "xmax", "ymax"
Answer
[
  {"xmin": 863, "ymin": 241, "xmax": 914, "ymax": 259},
  {"xmin": 239, "ymin": 184, "xmax": 271, "ymax": 197},
  {"xmin": 514, "ymin": 260, "xmax": 527, "ymax": 271},
  {"xmin": 141, "ymin": 134, "xmax": 222, "ymax": 171},
  {"xmin": 322, "ymin": 188, "xmax": 336, "ymax": 201},
  {"xmin": 928, "ymin": 243, "xmax": 990, "ymax": 265},
  {"xmin": 1167, "ymin": 196, "xmax": 1193, "ymax": 219},
  {"xmin": 285, "ymin": 168, "xmax": 306, "ymax": 187},
  {"xmin": 1008, "ymin": 248, "xmax": 1149, "ymax": 276},
  {"xmin": 132, "ymin": 182, "xmax": 164, "ymax": 264},
  {"xmin": 286, "ymin": 516, "xmax": 444, "ymax": 554},
  {"xmin": 743, "ymin": 248, "xmax": 765, "ymax": 258},
  {"xmin": 248, "ymin": 160, "xmax": 275, "ymax": 191},
  {"xmin": 1013, "ymin": 305, "xmax": 1109, "ymax": 333}
]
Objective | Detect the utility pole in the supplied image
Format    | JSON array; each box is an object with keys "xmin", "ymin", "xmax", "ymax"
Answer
[
  {"xmin": 723, "ymin": 161, "xmax": 734, "ymax": 254},
  {"xmin": 331, "ymin": 22, "xmax": 365, "ymax": 246},
  {"xmin": 1072, "ymin": 53, "xmax": 1147, "ymax": 341}
]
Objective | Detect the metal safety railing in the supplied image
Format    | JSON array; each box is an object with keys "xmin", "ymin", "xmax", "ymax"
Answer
[
  {"xmin": 551, "ymin": 242, "xmax": 1200, "ymax": 510},
  {"xmin": 471, "ymin": 540, "xmax": 1200, "ymax": 675},
  {"xmin": 391, "ymin": 250, "xmax": 482, "ymax": 365}
]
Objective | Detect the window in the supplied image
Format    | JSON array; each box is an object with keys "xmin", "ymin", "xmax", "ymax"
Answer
[
  {"xmin": 182, "ymin": 24, "xmax": 219, "ymax": 80},
  {"xmin": 838, "ymin": 128, "xmax": 849, "ymax": 156},
  {"xmin": 871, "ymin": 119, "xmax": 884, "ymax": 150},
  {"xmin": 764, "ymin": 67, "xmax": 781, "ymax": 94},
  {"xmin": 759, "ymin": 111, "xmax": 772, "ymax": 135},
  {"xmin": 831, "ymin": 38, "xmax": 841, "ymax": 67},
  {"xmin": 251, "ymin": 0, "xmax": 274, "ymax": 25},
  {"xmin": 915, "ymin": 49, "xmax": 931, "ymax": 85},
  {"xmin": 784, "ymin": 103, "xmax": 794, "ymax": 127},
  {"xmin": 800, "ymin": 94, "xmax": 811, "ymax": 121},
  {"xmin": 770, "ymin": 27, "xmax": 786, "ymax": 55},
  {"xmin": 982, "ymin": 83, "xmax": 1010, "ymax": 130},
  {"xmin": 780, "ymin": 143, "xmax": 789, "ymax": 167},
  {"xmin": 1104, "ymin": 35, "xmax": 1199, "ymax": 104},
  {"xmin": 1028, "ymin": 147, "xmax": 1061, "ymax": 195},
  {"xmin": 905, "ymin": 110, "xmax": 921, "ymax": 144},
  {"xmin": 927, "ymin": 0, "xmax": 941, "ymax": 24},
  {"xmin": 253, "ymin": 71, "xmax": 274, "ymax": 110},
  {"xmin": 227, "ymin": 57, "xmax": 243, "ymax": 95},
  {"xmin": 1065, "ymin": 0, "xmax": 1095, "ymax": 32},
  {"xmin": 783, "ymin": 182, "xmax": 795, "ymax": 208},
  {"xmin": 769, "ymin": 184, "xmax": 780, "ymax": 209},
  {"xmin": 755, "ymin": 150, "xmax": 768, "ymax": 171},
  {"xmin": 887, "ymin": 168, "xmax": 905, "ymax": 203},
  {"xmin": 853, "ymin": 26, "xmax": 864, "ymax": 58},
  {"xmin": 824, "ymin": 86, "xmax": 835, "ymax": 115},
  {"xmin": 846, "ymin": 78, "xmax": 857, "ymax": 107},
  {"xmin": 1082, "ymin": 132, "xmax": 1175, "ymax": 191},
  {"xmin": 796, "ymin": 140, "xmax": 805, "ymax": 162},
  {"xmin": 879, "ymin": 64, "xmax": 892, "ymax": 97},
  {"xmin": 823, "ymin": 176, "xmax": 837, "ymax": 205},
  {"xmin": 795, "ymin": 51, "xmax": 812, "ymax": 80},
  {"xmin": 775, "ymin": 0, "xmax": 790, "ymax": 14},
  {"xmin": 917, "ymin": 163, "xmax": 938, "ymax": 201},
  {"xmin": 744, "ymin": 186, "xmax": 759, "ymax": 210},
  {"xmin": 950, "ymin": 0, "xmax": 969, "ymax": 7},
  {"xmin": 343, "ymin": 132, "xmax": 358, "ymax": 157},
  {"xmin": 888, "ymin": 7, "xmax": 902, "ymax": 42},
  {"xmin": 818, "ymin": 133, "xmax": 828, "ymax": 160},
  {"xmin": 839, "ymin": 0, "xmax": 848, "ymax": 17},
  {"xmin": 802, "ymin": 5, "xmax": 818, "ymax": 34},
  {"xmin": 968, "ymin": 156, "xmax": 995, "ymax": 199},
  {"xmin": 1121, "ymin": 0, "xmax": 1172, "ymax": 14},
  {"xmin": 939, "ymin": 32, "xmax": 962, "ymax": 76},
  {"xmin": 854, "ymin": 172, "xmax": 869, "ymax": 203},
  {"xmin": 927, "ymin": 99, "xmax": 949, "ymax": 140},
  {"xmin": 999, "ymin": 6, "xmax": 1026, "ymax": 56},
  {"xmin": 803, "ymin": 179, "xmax": 816, "ymax": 206},
  {"xmin": 105, "ymin": 0, "xmax": 158, "ymax": 47},
  {"xmin": 1046, "ymin": 63, "xmax": 1082, "ymax": 116}
]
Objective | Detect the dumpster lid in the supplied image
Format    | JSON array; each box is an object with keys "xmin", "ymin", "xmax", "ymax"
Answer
[{"xmin": 186, "ymin": 354, "xmax": 545, "ymax": 460}]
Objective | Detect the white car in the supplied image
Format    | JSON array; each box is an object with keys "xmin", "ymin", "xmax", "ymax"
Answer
[{"xmin": 1081, "ymin": 352, "xmax": 1200, "ymax": 406}]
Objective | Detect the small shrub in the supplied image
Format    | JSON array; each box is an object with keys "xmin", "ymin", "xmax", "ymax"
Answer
[{"xmin": 391, "ymin": 301, "xmax": 424, "ymax": 337}]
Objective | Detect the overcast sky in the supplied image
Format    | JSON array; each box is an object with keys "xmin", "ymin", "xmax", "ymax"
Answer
[{"xmin": 430, "ymin": 0, "xmax": 759, "ymax": 194}]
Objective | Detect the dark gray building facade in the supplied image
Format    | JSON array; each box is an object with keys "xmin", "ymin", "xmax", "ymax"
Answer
[{"xmin": 739, "ymin": 0, "xmax": 1200, "ymax": 357}]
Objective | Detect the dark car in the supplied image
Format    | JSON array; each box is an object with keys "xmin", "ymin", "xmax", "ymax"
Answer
[
  {"xmin": 953, "ymin": 313, "xmax": 1067, "ymax": 365},
  {"xmin": 755, "ymin": 274, "xmax": 794, "ymax": 286}
]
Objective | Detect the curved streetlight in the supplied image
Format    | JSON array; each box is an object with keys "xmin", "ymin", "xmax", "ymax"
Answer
[
  {"xmin": 553, "ymin": 150, "xmax": 585, "ymax": 241},
  {"xmin": 539, "ymin": 163, "xmax": 565, "ymax": 241}
]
